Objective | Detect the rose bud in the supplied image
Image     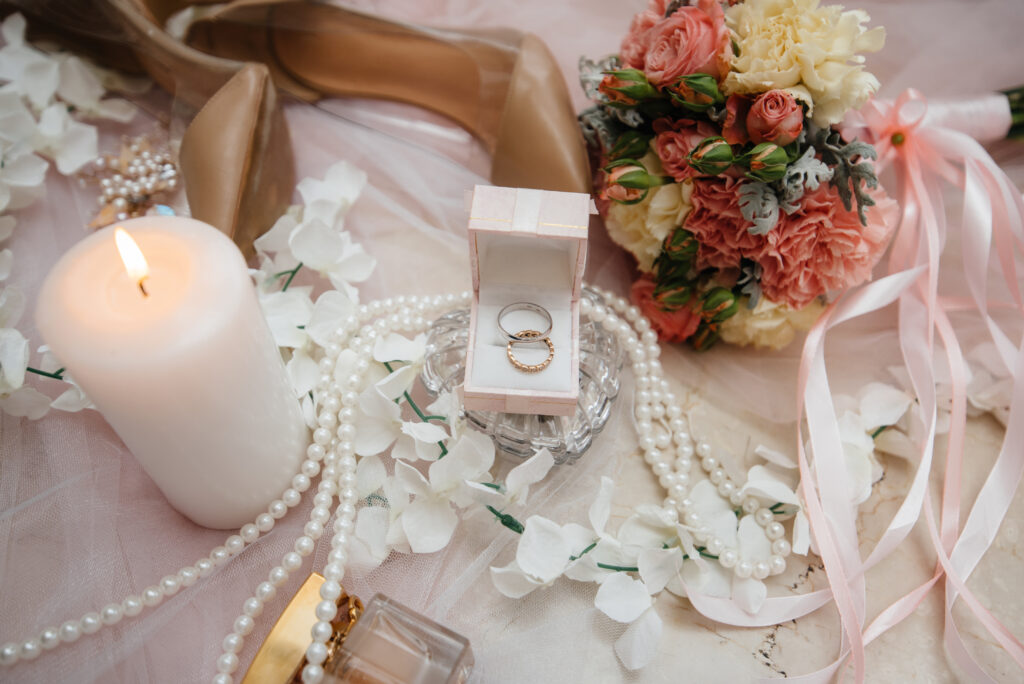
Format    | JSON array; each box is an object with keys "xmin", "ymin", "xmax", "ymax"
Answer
[
  {"xmin": 599, "ymin": 159, "xmax": 670, "ymax": 204},
  {"xmin": 599, "ymin": 68, "xmax": 658, "ymax": 105},
  {"xmin": 743, "ymin": 142, "xmax": 789, "ymax": 182},
  {"xmin": 746, "ymin": 89, "xmax": 804, "ymax": 146},
  {"xmin": 654, "ymin": 281, "xmax": 694, "ymax": 311},
  {"xmin": 669, "ymin": 73, "xmax": 724, "ymax": 112},
  {"xmin": 661, "ymin": 227, "xmax": 700, "ymax": 262},
  {"xmin": 687, "ymin": 136, "xmax": 734, "ymax": 175},
  {"xmin": 700, "ymin": 286, "xmax": 739, "ymax": 322}
]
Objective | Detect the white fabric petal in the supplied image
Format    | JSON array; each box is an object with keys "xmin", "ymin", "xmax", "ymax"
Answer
[
  {"xmin": 1, "ymin": 12, "xmax": 26, "ymax": 47},
  {"xmin": 617, "ymin": 507, "xmax": 675, "ymax": 549},
  {"xmin": 401, "ymin": 421, "xmax": 448, "ymax": 445},
  {"xmin": 732, "ymin": 576, "xmax": 767, "ymax": 615},
  {"xmin": 53, "ymin": 118, "xmax": 98, "ymax": 175},
  {"xmin": 594, "ymin": 572, "xmax": 652, "ymax": 623},
  {"xmin": 792, "ymin": 509, "xmax": 811, "ymax": 556},
  {"xmin": 306, "ymin": 289, "xmax": 354, "ymax": 347},
  {"xmin": 614, "ymin": 607, "xmax": 663, "ymax": 671},
  {"xmin": 57, "ymin": 57, "xmax": 104, "ymax": 111},
  {"xmin": 588, "ymin": 476, "xmax": 615, "ymax": 537},
  {"xmin": 858, "ymin": 382, "xmax": 913, "ymax": 430},
  {"xmin": 637, "ymin": 547, "xmax": 683, "ymax": 594},
  {"xmin": 515, "ymin": 516, "xmax": 571, "ymax": 582},
  {"xmin": 22, "ymin": 56, "xmax": 59, "ymax": 110},
  {"xmin": 0, "ymin": 326, "xmax": 29, "ymax": 388},
  {"xmin": 258, "ymin": 289, "xmax": 313, "ymax": 348},
  {"xmin": 254, "ymin": 211, "xmax": 298, "ymax": 256},
  {"xmin": 740, "ymin": 465, "xmax": 801, "ymax": 507},
  {"xmin": 355, "ymin": 455, "xmax": 387, "ymax": 498},
  {"xmin": 563, "ymin": 554, "xmax": 610, "ymax": 583},
  {"xmin": 394, "ymin": 460, "xmax": 432, "ymax": 499},
  {"xmin": 373, "ymin": 333, "xmax": 426, "ymax": 364},
  {"xmin": 50, "ymin": 385, "xmax": 92, "ymax": 412},
  {"xmin": 504, "ymin": 447, "xmax": 554, "ymax": 504},
  {"xmin": 375, "ymin": 365, "xmax": 418, "ymax": 400},
  {"xmin": 95, "ymin": 98, "xmax": 137, "ymax": 123},
  {"xmin": 0, "ymin": 92, "xmax": 39, "ymax": 144},
  {"xmin": 0, "ymin": 385, "xmax": 50, "ymax": 419},
  {"xmin": 754, "ymin": 444, "xmax": 797, "ymax": 469},
  {"xmin": 354, "ymin": 506, "xmax": 391, "ymax": 563},
  {"xmin": 737, "ymin": 516, "xmax": 772, "ymax": 563},
  {"xmin": 353, "ymin": 413, "xmax": 400, "ymax": 457},
  {"xmin": 689, "ymin": 480, "xmax": 738, "ymax": 547},
  {"xmin": 288, "ymin": 218, "xmax": 345, "ymax": 272},
  {"xmin": 328, "ymin": 244, "xmax": 376, "ymax": 289},
  {"xmin": 679, "ymin": 558, "xmax": 732, "ymax": 598},
  {"xmin": 402, "ymin": 496, "xmax": 458, "ymax": 554},
  {"xmin": 390, "ymin": 434, "xmax": 419, "ymax": 462},
  {"xmin": 490, "ymin": 563, "xmax": 541, "ymax": 599},
  {"xmin": 285, "ymin": 349, "xmax": 319, "ymax": 397}
]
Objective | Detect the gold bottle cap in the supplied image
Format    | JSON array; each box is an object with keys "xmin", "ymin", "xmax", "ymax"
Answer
[{"xmin": 241, "ymin": 573, "xmax": 362, "ymax": 684}]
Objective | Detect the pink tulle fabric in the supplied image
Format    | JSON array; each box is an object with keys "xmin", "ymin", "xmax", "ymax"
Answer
[{"xmin": 1, "ymin": 1, "xmax": 1023, "ymax": 683}]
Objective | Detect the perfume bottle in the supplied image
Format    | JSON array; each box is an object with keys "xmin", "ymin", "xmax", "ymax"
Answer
[
  {"xmin": 326, "ymin": 594, "xmax": 473, "ymax": 684},
  {"xmin": 242, "ymin": 574, "xmax": 473, "ymax": 684}
]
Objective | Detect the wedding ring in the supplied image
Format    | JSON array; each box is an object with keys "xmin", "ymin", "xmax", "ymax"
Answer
[
  {"xmin": 506, "ymin": 329, "xmax": 554, "ymax": 373},
  {"xmin": 497, "ymin": 301, "xmax": 552, "ymax": 342}
]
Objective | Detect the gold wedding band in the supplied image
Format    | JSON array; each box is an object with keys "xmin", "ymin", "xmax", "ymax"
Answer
[{"xmin": 506, "ymin": 329, "xmax": 554, "ymax": 373}]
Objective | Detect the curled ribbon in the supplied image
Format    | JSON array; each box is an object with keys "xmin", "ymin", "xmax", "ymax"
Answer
[{"xmin": 683, "ymin": 90, "xmax": 1024, "ymax": 682}]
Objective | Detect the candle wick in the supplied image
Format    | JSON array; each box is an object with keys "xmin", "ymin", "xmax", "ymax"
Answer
[{"xmin": 138, "ymin": 279, "xmax": 149, "ymax": 297}]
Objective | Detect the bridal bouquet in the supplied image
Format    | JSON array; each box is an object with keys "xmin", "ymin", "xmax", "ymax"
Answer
[{"xmin": 580, "ymin": 0, "xmax": 895, "ymax": 350}]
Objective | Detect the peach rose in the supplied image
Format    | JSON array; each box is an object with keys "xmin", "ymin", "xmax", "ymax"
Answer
[
  {"xmin": 600, "ymin": 164, "xmax": 646, "ymax": 203},
  {"xmin": 746, "ymin": 90, "xmax": 804, "ymax": 145},
  {"xmin": 756, "ymin": 183, "xmax": 898, "ymax": 309},
  {"xmin": 685, "ymin": 176, "xmax": 766, "ymax": 270},
  {"xmin": 631, "ymin": 274, "xmax": 701, "ymax": 343},
  {"xmin": 652, "ymin": 117, "xmax": 718, "ymax": 181},
  {"xmin": 619, "ymin": 5, "xmax": 663, "ymax": 70},
  {"xmin": 722, "ymin": 94, "xmax": 752, "ymax": 145},
  {"xmin": 642, "ymin": 0, "xmax": 731, "ymax": 87}
]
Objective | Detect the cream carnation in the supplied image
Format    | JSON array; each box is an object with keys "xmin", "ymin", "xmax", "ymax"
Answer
[
  {"xmin": 605, "ymin": 153, "xmax": 694, "ymax": 272},
  {"xmin": 718, "ymin": 297, "xmax": 824, "ymax": 349},
  {"xmin": 723, "ymin": 0, "xmax": 885, "ymax": 126}
]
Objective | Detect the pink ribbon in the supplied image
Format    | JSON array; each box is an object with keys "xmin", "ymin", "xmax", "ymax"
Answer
[{"xmin": 683, "ymin": 89, "xmax": 1024, "ymax": 682}]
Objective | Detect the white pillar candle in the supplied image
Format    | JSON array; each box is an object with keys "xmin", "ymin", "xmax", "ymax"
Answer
[{"xmin": 36, "ymin": 216, "xmax": 308, "ymax": 529}]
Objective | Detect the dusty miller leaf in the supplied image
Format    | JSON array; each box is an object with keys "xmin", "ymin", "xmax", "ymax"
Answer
[
  {"xmin": 737, "ymin": 261, "xmax": 763, "ymax": 307},
  {"xmin": 813, "ymin": 126, "xmax": 878, "ymax": 225},
  {"xmin": 738, "ymin": 181, "xmax": 779, "ymax": 235},
  {"xmin": 779, "ymin": 147, "xmax": 834, "ymax": 214}
]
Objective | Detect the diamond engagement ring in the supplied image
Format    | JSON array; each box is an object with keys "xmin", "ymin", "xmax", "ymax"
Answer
[
  {"xmin": 497, "ymin": 301, "xmax": 552, "ymax": 342},
  {"xmin": 506, "ymin": 329, "xmax": 554, "ymax": 372}
]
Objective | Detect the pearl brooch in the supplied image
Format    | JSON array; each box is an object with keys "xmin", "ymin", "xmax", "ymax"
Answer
[{"xmin": 80, "ymin": 136, "xmax": 180, "ymax": 228}]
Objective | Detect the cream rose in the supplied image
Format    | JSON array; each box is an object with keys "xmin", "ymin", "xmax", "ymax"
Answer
[
  {"xmin": 723, "ymin": 0, "xmax": 885, "ymax": 126},
  {"xmin": 718, "ymin": 296, "xmax": 824, "ymax": 349}
]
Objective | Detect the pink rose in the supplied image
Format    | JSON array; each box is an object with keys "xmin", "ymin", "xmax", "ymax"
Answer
[
  {"xmin": 722, "ymin": 94, "xmax": 752, "ymax": 145},
  {"xmin": 631, "ymin": 275, "xmax": 701, "ymax": 343},
  {"xmin": 619, "ymin": 8, "xmax": 662, "ymax": 69},
  {"xmin": 746, "ymin": 90, "xmax": 804, "ymax": 146},
  {"xmin": 642, "ymin": 0, "xmax": 730, "ymax": 87},
  {"xmin": 755, "ymin": 183, "xmax": 899, "ymax": 309},
  {"xmin": 685, "ymin": 176, "xmax": 766, "ymax": 269},
  {"xmin": 652, "ymin": 117, "xmax": 717, "ymax": 181}
]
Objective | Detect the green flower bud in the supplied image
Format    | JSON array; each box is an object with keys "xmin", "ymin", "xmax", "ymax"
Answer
[
  {"xmin": 669, "ymin": 73, "xmax": 724, "ymax": 112},
  {"xmin": 661, "ymin": 227, "xmax": 699, "ymax": 262},
  {"xmin": 742, "ymin": 142, "xmax": 789, "ymax": 182},
  {"xmin": 599, "ymin": 69, "xmax": 659, "ymax": 104},
  {"xmin": 687, "ymin": 137, "xmax": 734, "ymax": 176},
  {"xmin": 600, "ymin": 159, "xmax": 671, "ymax": 204},
  {"xmin": 700, "ymin": 286, "xmax": 739, "ymax": 322},
  {"xmin": 609, "ymin": 130, "xmax": 653, "ymax": 161}
]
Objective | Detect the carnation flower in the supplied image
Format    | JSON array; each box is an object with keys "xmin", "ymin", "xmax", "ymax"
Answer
[
  {"xmin": 718, "ymin": 296, "xmax": 825, "ymax": 349},
  {"xmin": 723, "ymin": 0, "xmax": 885, "ymax": 126},
  {"xmin": 685, "ymin": 176, "xmax": 765, "ymax": 270},
  {"xmin": 605, "ymin": 156, "xmax": 693, "ymax": 272},
  {"xmin": 755, "ymin": 183, "xmax": 898, "ymax": 309}
]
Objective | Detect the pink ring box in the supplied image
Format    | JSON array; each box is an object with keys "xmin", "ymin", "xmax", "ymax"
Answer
[{"xmin": 462, "ymin": 185, "xmax": 593, "ymax": 416}]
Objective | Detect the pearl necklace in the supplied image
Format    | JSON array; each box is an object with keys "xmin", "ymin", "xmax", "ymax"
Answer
[{"xmin": 0, "ymin": 287, "xmax": 789, "ymax": 681}]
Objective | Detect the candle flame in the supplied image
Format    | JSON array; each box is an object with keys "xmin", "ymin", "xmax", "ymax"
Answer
[{"xmin": 114, "ymin": 227, "xmax": 150, "ymax": 296}]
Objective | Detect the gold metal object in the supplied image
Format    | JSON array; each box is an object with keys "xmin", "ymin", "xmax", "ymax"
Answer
[
  {"xmin": 506, "ymin": 329, "xmax": 554, "ymax": 372},
  {"xmin": 241, "ymin": 573, "xmax": 363, "ymax": 684}
]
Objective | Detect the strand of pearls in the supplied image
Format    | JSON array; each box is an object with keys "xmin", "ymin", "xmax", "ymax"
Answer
[
  {"xmin": 583, "ymin": 287, "xmax": 791, "ymax": 579},
  {"xmin": 211, "ymin": 292, "xmax": 470, "ymax": 684}
]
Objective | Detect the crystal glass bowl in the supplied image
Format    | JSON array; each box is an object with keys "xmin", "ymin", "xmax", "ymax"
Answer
[{"xmin": 420, "ymin": 287, "xmax": 623, "ymax": 465}]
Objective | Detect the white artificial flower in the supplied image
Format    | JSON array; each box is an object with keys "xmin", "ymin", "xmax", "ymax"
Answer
[
  {"xmin": 466, "ymin": 447, "xmax": 555, "ymax": 508},
  {"xmin": 426, "ymin": 390, "xmax": 465, "ymax": 439},
  {"xmin": 285, "ymin": 348, "xmax": 318, "ymax": 397},
  {"xmin": 36, "ymin": 346, "xmax": 93, "ymax": 412},
  {"xmin": 0, "ymin": 326, "xmax": 28, "ymax": 392},
  {"xmin": 0, "ymin": 137, "xmax": 48, "ymax": 213},
  {"xmin": 372, "ymin": 332, "xmax": 426, "ymax": 396},
  {"xmin": 253, "ymin": 209, "xmax": 301, "ymax": 264},
  {"xmin": 740, "ymin": 464, "xmax": 809, "ymax": 555},
  {"xmin": 257, "ymin": 287, "xmax": 313, "ymax": 348},
  {"xmin": 296, "ymin": 160, "xmax": 367, "ymax": 228},
  {"xmin": 306, "ymin": 290, "xmax": 355, "ymax": 348},
  {"xmin": 56, "ymin": 56, "xmax": 136, "ymax": 122},
  {"xmin": 394, "ymin": 429, "xmax": 495, "ymax": 553},
  {"xmin": 33, "ymin": 103, "xmax": 98, "ymax": 174},
  {"xmin": 613, "ymin": 606, "xmax": 663, "ymax": 671},
  {"xmin": 353, "ymin": 380, "xmax": 447, "ymax": 460},
  {"xmin": 490, "ymin": 515, "xmax": 594, "ymax": 598},
  {"xmin": 287, "ymin": 218, "xmax": 375, "ymax": 301},
  {"xmin": 0, "ymin": 13, "xmax": 59, "ymax": 109}
]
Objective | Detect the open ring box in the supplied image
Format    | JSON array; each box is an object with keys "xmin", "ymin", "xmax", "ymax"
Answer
[{"xmin": 463, "ymin": 185, "xmax": 593, "ymax": 416}]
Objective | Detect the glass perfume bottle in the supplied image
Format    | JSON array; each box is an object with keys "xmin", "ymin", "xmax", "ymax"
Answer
[
  {"xmin": 241, "ymin": 574, "xmax": 473, "ymax": 684},
  {"xmin": 325, "ymin": 594, "xmax": 473, "ymax": 684}
]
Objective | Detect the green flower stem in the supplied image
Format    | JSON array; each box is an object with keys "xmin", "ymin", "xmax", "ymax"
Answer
[
  {"xmin": 26, "ymin": 367, "xmax": 65, "ymax": 380},
  {"xmin": 486, "ymin": 505, "xmax": 525, "ymax": 534},
  {"xmin": 382, "ymin": 361, "xmax": 448, "ymax": 457},
  {"xmin": 270, "ymin": 263, "xmax": 303, "ymax": 291},
  {"xmin": 569, "ymin": 541, "xmax": 598, "ymax": 561},
  {"xmin": 596, "ymin": 562, "xmax": 639, "ymax": 572},
  {"xmin": 870, "ymin": 425, "xmax": 889, "ymax": 439}
]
